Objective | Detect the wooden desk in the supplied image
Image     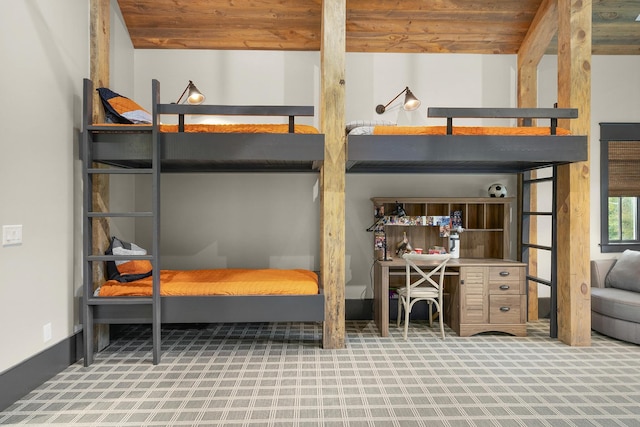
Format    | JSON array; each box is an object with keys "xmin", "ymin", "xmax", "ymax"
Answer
[{"xmin": 373, "ymin": 257, "xmax": 527, "ymax": 337}]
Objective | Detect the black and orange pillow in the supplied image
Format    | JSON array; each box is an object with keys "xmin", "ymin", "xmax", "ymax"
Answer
[
  {"xmin": 96, "ymin": 88, "xmax": 152, "ymax": 124},
  {"xmin": 105, "ymin": 237, "xmax": 153, "ymax": 283}
]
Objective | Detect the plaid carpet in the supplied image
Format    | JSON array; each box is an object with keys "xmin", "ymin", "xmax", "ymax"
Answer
[{"xmin": 1, "ymin": 320, "xmax": 640, "ymax": 426}]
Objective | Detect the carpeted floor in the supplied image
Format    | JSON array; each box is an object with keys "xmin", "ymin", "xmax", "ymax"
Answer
[{"xmin": 1, "ymin": 320, "xmax": 640, "ymax": 426}]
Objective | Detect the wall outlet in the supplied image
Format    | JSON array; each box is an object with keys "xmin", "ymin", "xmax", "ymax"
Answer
[
  {"xmin": 2, "ymin": 225, "xmax": 23, "ymax": 246},
  {"xmin": 43, "ymin": 323, "xmax": 52, "ymax": 343}
]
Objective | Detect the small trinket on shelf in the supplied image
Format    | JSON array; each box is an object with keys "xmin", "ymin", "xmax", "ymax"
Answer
[{"xmin": 396, "ymin": 231, "xmax": 413, "ymax": 255}]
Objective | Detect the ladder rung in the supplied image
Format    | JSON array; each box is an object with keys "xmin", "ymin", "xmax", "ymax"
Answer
[
  {"xmin": 86, "ymin": 297, "xmax": 153, "ymax": 306},
  {"xmin": 523, "ymin": 176, "xmax": 554, "ymax": 184},
  {"xmin": 88, "ymin": 168, "xmax": 153, "ymax": 174},
  {"xmin": 88, "ymin": 212, "xmax": 154, "ymax": 218},
  {"xmin": 522, "ymin": 243, "xmax": 553, "ymax": 251},
  {"xmin": 87, "ymin": 254, "xmax": 153, "ymax": 262},
  {"xmin": 526, "ymin": 275, "xmax": 552, "ymax": 287},
  {"xmin": 522, "ymin": 211, "xmax": 553, "ymax": 216}
]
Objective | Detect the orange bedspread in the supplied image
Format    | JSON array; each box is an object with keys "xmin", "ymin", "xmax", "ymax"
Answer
[
  {"xmin": 373, "ymin": 126, "xmax": 570, "ymax": 136},
  {"xmin": 97, "ymin": 269, "xmax": 319, "ymax": 297},
  {"xmin": 160, "ymin": 124, "xmax": 319, "ymax": 134},
  {"xmin": 98, "ymin": 123, "xmax": 319, "ymax": 134}
]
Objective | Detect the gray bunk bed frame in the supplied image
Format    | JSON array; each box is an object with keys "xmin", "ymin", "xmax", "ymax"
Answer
[
  {"xmin": 347, "ymin": 107, "xmax": 587, "ymax": 173},
  {"xmin": 82, "ymin": 78, "xmax": 325, "ymax": 366},
  {"xmin": 346, "ymin": 106, "xmax": 588, "ymax": 338}
]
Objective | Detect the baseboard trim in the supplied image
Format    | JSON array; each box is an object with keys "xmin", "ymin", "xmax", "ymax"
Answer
[{"xmin": 0, "ymin": 332, "xmax": 82, "ymax": 412}]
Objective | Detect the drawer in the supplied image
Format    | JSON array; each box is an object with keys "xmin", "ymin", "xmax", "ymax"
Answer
[
  {"xmin": 488, "ymin": 266, "xmax": 521, "ymax": 282},
  {"xmin": 490, "ymin": 295, "xmax": 524, "ymax": 324},
  {"xmin": 488, "ymin": 281, "xmax": 523, "ymax": 295}
]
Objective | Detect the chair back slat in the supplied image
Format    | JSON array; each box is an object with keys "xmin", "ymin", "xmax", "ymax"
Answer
[{"xmin": 398, "ymin": 253, "xmax": 451, "ymax": 339}]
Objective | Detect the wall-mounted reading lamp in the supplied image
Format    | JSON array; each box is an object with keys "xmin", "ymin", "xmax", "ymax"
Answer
[
  {"xmin": 175, "ymin": 80, "xmax": 205, "ymax": 105},
  {"xmin": 375, "ymin": 86, "xmax": 421, "ymax": 114}
]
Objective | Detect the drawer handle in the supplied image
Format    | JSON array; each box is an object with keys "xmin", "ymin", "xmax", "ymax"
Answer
[
  {"xmin": 499, "ymin": 285, "xmax": 510, "ymax": 290},
  {"xmin": 499, "ymin": 271, "xmax": 510, "ymax": 277},
  {"xmin": 500, "ymin": 306, "xmax": 510, "ymax": 312}
]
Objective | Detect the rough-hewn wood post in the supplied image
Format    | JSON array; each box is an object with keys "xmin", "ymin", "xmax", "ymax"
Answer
[
  {"xmin": 320, "ymin": 0, "xmax": 346, "ymax": 349},
  {"xmin": 90, "ymin": 0, "xmax": 110, "ymax": 351},
  {"xmin": 556, "ymin": 0, "xmax": 591, "ymax": 346}
]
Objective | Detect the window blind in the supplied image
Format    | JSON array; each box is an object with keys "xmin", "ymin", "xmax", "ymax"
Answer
[{"xmin": 608, "ymin": 140, "xmax": 640, "ymax": 197}]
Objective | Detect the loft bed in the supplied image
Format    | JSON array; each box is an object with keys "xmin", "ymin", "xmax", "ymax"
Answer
[
  {"xmin": 345, "ymin": 107, "xmax": 588, "ymax": 337},
  {"xmin": 85, "ymin": 79, "xmax": 324, "ymax": 173},
  {"xmin": 346, "ymin": 107, "xmax": 588, "ymax": 173},
  {"xmin": 81, "ymin": 78, "xmax": 325, "ymax": 366}
]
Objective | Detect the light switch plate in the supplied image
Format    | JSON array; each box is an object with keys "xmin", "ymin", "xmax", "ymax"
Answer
[{"xmin": 2, "ymin": 225, "xmax": 23, "ymax": 246}]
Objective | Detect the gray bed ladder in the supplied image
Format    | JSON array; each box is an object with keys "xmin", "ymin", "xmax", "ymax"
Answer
[
  {"xmin": 519, "ymin": 167, "xmax": 558, "ymax": 338},
  {"xmin": 81, "ymin": 78, "xmax": 162, "ymax": 366}
]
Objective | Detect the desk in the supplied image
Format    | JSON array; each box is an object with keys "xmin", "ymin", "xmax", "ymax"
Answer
[{"xmin": 373, "ymin": 257, "xmax": 527, "ymax": 337}]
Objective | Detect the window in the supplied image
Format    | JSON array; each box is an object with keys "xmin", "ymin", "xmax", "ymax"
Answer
[{"xmin": 600, "ymin": 123, "xmax": 640, "ymax": 253}]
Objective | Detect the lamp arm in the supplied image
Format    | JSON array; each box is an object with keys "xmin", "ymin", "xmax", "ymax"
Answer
[
  {"xmin": 175, "ymin": 81, "xmax": 193, "ymax": 104},
  {"xmin": 366, "ymin": 216, "xmax": 385, "ymax": 232},
  {"xmin": 376, "ymin": 87, "xmax": 408, "ymax": 114}
]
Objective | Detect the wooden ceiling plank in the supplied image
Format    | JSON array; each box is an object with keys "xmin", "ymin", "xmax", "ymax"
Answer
[
  {"xmin": 117, "ymin": 0, "xmax": 640, "ymax": 54},
  {"xmin": 347, "ymin": 20, "xmax": 531, "ymax": 35},
  {"xmin": 347, "ymin": 0, "xmax": 543, "ymax": 13}
]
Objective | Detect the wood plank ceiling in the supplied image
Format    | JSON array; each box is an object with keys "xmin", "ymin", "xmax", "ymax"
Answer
[{"xmin": 117, "ymin": 0, "xmax": 640, "ymax": 54}]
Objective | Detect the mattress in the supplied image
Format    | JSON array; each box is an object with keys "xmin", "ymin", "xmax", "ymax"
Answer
[
  {"xmin": 97, "ymin": 123, "xmax": 319, "ymax": 134},
  {"xmin": 372, "ymin": 126, "xmax": 571, "ymax": 136},
  {"xmin": 97, "ymin": 268, "xmax": 319, "ymax": 297}
]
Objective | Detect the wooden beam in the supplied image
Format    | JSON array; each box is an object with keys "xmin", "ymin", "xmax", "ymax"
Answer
[
  {"xmin": 90, "ymin": 0, "xmax": 111, "ymax": 351},
  {"xmin": 556, "ymin": 0, "xmax": 591, "ymax": 346},
  {"xmin": 320, "ymin": 0, "xmax": 346, "ymax": 349},
  {"xmin": 518, "ymin": 0, "xmax": 558, "ymax": 70}
]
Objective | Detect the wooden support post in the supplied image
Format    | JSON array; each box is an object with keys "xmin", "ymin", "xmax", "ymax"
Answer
[
  {"xmin": 556, "ymin": 0, "xmax": 591, "ymax": 346},
  {"xmin": 320, "ymin": 0, "xmax": 346, "ymax": 349},
  {"xmin": 90, "ymin": 0, "xmax": 110, "ymax": 351},
  {"xmin": 517, "ymin": 0, "xmax": 558, "ymax": 322}
]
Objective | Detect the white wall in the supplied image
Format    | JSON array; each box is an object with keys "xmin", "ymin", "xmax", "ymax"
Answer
[
  {"xmin": 128, "ymin": 52, "xmax": 526, "ymax": 299},
  {"xmin": 0, "ymin": 0, "xmax": 88, "ymax": 372},
  {"xmin": 537, "ymin": 56, "xmax": 640, "ymax": 267},
  {"xmin": 126, "ymin": 51, "xmax": 639, "ymax": 300}
]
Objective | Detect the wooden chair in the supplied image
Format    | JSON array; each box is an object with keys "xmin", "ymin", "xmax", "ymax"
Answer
[{"xmin": 397, "ymin": 253, "xmax": 451, "ymax": 340}]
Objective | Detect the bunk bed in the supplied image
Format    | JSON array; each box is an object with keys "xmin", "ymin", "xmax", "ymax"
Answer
[
  {"xmin": 85, "ymin": 1, "xmax": 591, "ymax": 362},
  {"xmin": 346, "ymin": 107, "xmax": 588, "ymax": 173},
  {"xmin": 82, "ymin": 78, "xmax": 325, "ymax": 366},
  {"xmin": 345, "ymin": 107, "xmax": 588, "ymax": 338}
]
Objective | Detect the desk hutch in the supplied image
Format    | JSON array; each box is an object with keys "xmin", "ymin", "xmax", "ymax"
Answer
[{"xmin": 371, "ymin": 197, "xmax": 527, "ymax": 337}]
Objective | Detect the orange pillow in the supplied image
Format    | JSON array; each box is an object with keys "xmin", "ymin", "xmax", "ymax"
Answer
[{"xmin": 97, "ymin": 87, "xmax": 152, "ymax": 124}]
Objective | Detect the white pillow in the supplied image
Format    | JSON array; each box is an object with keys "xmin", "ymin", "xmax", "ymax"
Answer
[
  {"xmin": 345, "ymin": 120, "xmax": 395, "ymax": 133},
  {"xmin": 348, "ymin": 126, "xmax": 375, "ymax": 136}
]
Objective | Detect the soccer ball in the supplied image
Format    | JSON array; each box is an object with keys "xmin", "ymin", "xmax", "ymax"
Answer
[{"xmin": 488, "ymin": 183, "xmax": 507, "ymax": 198}]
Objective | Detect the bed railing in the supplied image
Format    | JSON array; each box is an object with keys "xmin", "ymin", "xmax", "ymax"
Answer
[
  {"xmin": 153, "ymin": 80, "xmax": 315, "ymax": 133},
  {"xmin": 427, "ymin": 107, "xmax": 579, "ymax": 135}
]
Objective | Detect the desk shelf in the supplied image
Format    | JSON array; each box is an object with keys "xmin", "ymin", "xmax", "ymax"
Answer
[{"xmin": 371, "ymin": 197, "xmax": 513, "ymax": 260}]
